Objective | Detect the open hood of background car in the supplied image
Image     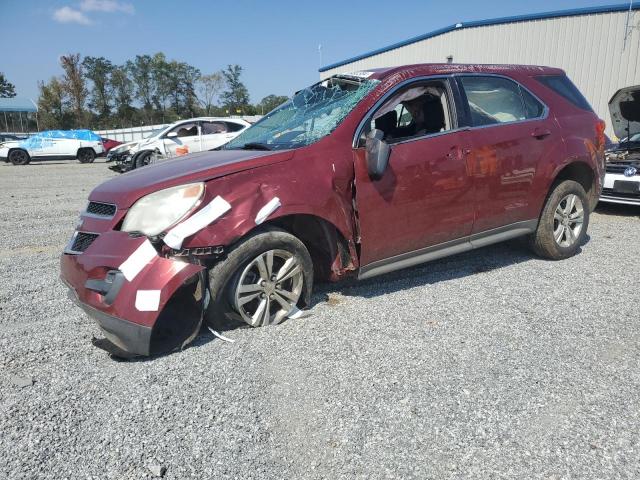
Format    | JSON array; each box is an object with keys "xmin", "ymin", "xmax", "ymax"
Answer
[{"xmin": 609, "ymin": 85, "xmax": 640, "ymax": 141}]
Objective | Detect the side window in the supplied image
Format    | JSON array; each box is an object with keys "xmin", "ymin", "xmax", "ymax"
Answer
[
  {"xmin": 201, "ymin": 121, "xmax": 227, "ymax": 135},
  {"xmin": 224, "ymin": 122, "xmax": 245, "ymax": 132},
  {"xmin": 460, "ymin": 76, "xmax": 527, "ymax": 126},
  {"xmin": 520, "ymin": 87, "xmax": 545, "ymax": 118},
  {"xmin": 366, "ymin": 81, "xmax": 453, "ymax": 143},
  {"xmin": 168, "ymin": 122, "xmax": 199, "ymax": 137}
]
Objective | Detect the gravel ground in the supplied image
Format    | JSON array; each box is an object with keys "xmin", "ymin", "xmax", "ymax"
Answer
[{"xmin": 1, "ymin": 160, "xmax": 639, "ymax": 479}]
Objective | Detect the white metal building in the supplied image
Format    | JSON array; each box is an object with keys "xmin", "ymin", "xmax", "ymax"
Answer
[{"xmin": 319, "ymin": 3, "xmax": 640, "ymax": 138}]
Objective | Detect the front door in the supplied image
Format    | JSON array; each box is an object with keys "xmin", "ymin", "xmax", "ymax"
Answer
[
  {"xmin": 354, "ymin": 78, "xmax": 475, "ymax": 268},
  {"xmin": 163, "ymin": 121, "xmax": 201, "ymax": 156}
]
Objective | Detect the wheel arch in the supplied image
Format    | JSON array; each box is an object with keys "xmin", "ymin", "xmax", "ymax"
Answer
[
  {"xmin": 548, "ymin": 160, "xmax": 597, "ymax": 211},
  {"xmin": 8, "ymin": 148, "xmax": 31, "ymax": 164},
  {"xmin": 261, "ymin": 213, "xmax": 357, "ymax": 281},
  {"xmin": 77, "ymin": 146, "xmax": 96, "ymax": 156}
]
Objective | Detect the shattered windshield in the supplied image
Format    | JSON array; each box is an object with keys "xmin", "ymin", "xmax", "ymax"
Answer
[{"xmin": 223, "ymin": 77, "xmax": 379, "ymax": 151}]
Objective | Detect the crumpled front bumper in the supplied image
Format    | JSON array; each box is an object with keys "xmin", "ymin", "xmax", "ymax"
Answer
[
  {"xmin": 60, "ymin": 231, "xmax": 204, "ymax": 356},
  {"xmin": 106, "ymin": 152, "xmax": 134, "ymax": 172}
]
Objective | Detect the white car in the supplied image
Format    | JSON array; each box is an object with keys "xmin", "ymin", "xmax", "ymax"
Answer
[
  {"xmin": 0, "ymin": 129, "xmax": 105, "ymax": 165},
  {"xmin": 106, "ymin": 117, "xmax": 251, "ymax": 171},
  {"xmin": 601, "ymin": 85, "xmax": 640, "ymax": 206}
]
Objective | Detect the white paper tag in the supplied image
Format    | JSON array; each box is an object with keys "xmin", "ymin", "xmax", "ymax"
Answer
[
  {"xmin": 346, "ymin": 71, "xmax": 374, "ymax": 79},
  {"xmin": 119, "ymin": 239, "xmax": 157, "ymax": 281},
  {"xmin": 255, "ymin": 197, "xmax": 281, "ymax": 225},
  {"xmin": 164, "ymin": 196, "xmax": 231, "ymax": 250},
  {"xmin": 288, "ymin": 306, "xmax": 310, "ymax": 319},
  {"xmin": 135, "ymin": 290, "xmax": 161, "ymax": 312}
]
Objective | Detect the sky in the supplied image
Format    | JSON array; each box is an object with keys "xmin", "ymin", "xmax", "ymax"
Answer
[{"xmin": 0, "ymin": 0, "xmax": 623, "ymax": 105}]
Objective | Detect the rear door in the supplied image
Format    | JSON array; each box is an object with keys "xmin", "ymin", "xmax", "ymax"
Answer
[
  {"xmin": 456, "ymin": 75, "xmax": 560, "ymax": 233},
  {"xmin": 200, "ymin": 121, "xmax": 229, "ymax": 150},
  {"xmin": 353, "ymin": 77, "xmax": 475, "ymax": 267}
]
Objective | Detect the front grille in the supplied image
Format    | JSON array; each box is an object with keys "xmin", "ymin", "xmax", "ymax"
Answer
[
  {"xmin": 69, "ymin": 232, "xmax": 99, "ymax": 253},
  {"xmin": 606, "ymin": 163, "xmax": 640, "ymax": 175},
  {"xmin": 86, "ymin": 201, "xmax": 116, "ymax": 217}
]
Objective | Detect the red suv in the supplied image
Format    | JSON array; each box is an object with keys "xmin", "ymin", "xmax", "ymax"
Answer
[{"xmin": 60, "ymin": 64, "xmax": 605, "ymax": 357}]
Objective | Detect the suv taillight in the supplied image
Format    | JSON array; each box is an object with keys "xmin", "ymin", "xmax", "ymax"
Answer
[{"xmin": 596, "ymin": 119, "xmax": 606, "ymax": 153}]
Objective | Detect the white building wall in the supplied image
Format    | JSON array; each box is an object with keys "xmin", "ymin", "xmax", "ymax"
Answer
[{"xmin": 321, "ymin": 10, "xmax": 640, "ymax": 138}]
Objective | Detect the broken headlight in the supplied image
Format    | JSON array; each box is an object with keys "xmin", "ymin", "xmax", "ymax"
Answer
[{"xmin": 122, "ymin": 183, "xmax": 204, "ymax": 237}]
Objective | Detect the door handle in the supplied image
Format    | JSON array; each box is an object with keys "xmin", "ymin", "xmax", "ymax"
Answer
[
  {"xmin": 446, "ymin": 146, "xmax": 469, "ymax": 160},
  {"xmin": 531, "ymin": 128, "xmax": 551, "ymax": 139}
]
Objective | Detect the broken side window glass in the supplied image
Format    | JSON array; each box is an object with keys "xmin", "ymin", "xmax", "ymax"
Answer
[{"xmin": 223, "ymin": 77, "xmax": 380, "ymax": 151}]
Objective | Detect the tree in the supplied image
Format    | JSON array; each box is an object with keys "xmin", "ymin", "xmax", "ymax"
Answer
[
  {"xmin": 221, "ymin": 64, "xmax": 250, "ymax": 114},
  {"xmin": 257, "ymin": 94, "xmax": 289, "ymax": 114},
  {"xmin": 159, "ymin": 60, "xmax": 201, "ymax": 118},
  {"xmin": 197, "ymin": 72, "xmax": 225, "ymax": 115},
  {"xmin": 127, "ymin": 54, "xmax": 155, "ymax": 121},
  {"xmin": 82, "ymin": 56, "xmax": 113, "ymax": 120},
  {"xmin": 180, "ymin": 63, "xmax": 201, "ymax": 117},
  {"xmin": 0, "ymin": 72, "xmax": 16, "ymax": 98},
  {"xmin": 38, "ymin": 77, "xmax": 72, "ymax": 129},
  {"xmin": 151, "ymin": 53, "xmax": 172, "ymax": 121},
  {"xmin": 60, "ymin": 53, "xmax": 88, "ymax": 127},
  {"xmin": 110, "ymin": 66, "xmax": 136, "ymax": 126}
]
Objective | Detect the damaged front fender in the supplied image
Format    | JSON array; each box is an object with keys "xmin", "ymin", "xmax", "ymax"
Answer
[{"xmin": 176, "ymin": 152, "xmax": 361, "ymax": 279}]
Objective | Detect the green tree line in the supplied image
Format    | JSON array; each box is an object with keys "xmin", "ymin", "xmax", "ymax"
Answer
[{"xmin": 34, "ymin": 53, "xmax": 289, "ymax": 130}]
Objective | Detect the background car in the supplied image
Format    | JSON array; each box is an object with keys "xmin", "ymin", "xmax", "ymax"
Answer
[
  {"xmin": 0, "ymin": 129, "xmax": 105, "ymax": 165},
  {"xmin": 106, "ymin": 117, "xmax": 250, "ymax": 172},
  {"xmin": 99, "ymin": 137, "xmax": 122, "ymax": 155},
  {"xmin": 0, "ymin": 133, "xmax": 27, "ymax": 143},
  {"xmin": 601, "ymin": 85, "xmax": 640, "ymax": 206}
]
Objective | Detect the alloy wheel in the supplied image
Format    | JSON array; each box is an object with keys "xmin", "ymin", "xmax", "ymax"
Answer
[
  {"xmin": 553, "ymin": 193, "xmax": 584, "ymax": 247},
  {"xmin": 233, "ymin": 249, "xmax": 304, "ymax": 327}
]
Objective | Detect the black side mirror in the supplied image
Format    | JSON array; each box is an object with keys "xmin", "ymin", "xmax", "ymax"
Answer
[{"xmin": 365, "ymin": 129, "xmax": 391, "ymax": 180}]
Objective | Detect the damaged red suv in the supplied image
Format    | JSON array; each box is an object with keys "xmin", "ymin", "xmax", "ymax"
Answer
[{"xmin": 60, "ymin": 64, "xmax": 605, "ymax": 357}]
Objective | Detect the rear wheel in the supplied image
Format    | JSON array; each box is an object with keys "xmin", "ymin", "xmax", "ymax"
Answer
[
  {"xmin": 529, "ymin": 180, "xmax": 589, "ymax": 259},
  {"xmin": 9, "ymin": 149, "xmax": 30, "ymax": 166},
  {"xmin": 77, "ymin": 148, "xmax": 96, "ymax": 163},
  {"xmin": 206, "ymin": 227, "xmax": 313, "ymax": 329}
]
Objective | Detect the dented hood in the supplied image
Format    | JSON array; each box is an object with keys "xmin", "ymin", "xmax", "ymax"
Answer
[
  {"xmin": 91, "ymin": 149, "xmax": 293, "ymax": 208},
  {"xmin": 609, "ymin": 85, "xmax": 640, "ymax": 141}
]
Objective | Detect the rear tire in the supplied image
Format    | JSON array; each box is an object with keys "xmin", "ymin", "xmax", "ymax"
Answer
[
  {"xmin": 529, "ymin": 180, "xmax": 589, "ymax": 260},
  {"xmin": 77, "ymin": 148, "xmax": 96, "ymax": 163},
  {"xmin": 206, "ymin": 227, "xmax": 313, "ymax": 330},
  {"xmin": 9, "ymin": 149, "xmax": 30, "ymax": 166}
]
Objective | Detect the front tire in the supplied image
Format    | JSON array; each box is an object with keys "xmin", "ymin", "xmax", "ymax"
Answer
[
  {"xmin": 134, "ymin": 151, "xmax": 153, "ymax": 169},
  {"xmin": 529, "ymin": 180, "xmax": 589, "ymax": 260},
  {"xmin": 77, "ymin": 148, "xmax": 96, "ymax": 163},
  {"xmin": 9, "ymin": 149, "xmax": 30, "ymax": 166},
  {"xmin": 206, "ymin": 227, "xmax": 313, "ymax": 329}
]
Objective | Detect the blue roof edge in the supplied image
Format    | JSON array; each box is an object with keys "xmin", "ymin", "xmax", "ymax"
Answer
[{"xmin": 319, "ymin": 3, "xmax": 640, "ymax": 72}]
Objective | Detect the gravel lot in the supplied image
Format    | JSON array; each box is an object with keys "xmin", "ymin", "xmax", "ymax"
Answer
[{"xmin": 1, "ymin": 160, "xmax": 639, "ymax": 479}]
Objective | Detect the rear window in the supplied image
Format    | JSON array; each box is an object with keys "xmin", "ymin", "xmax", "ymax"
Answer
[{"xmin": 536, "ymin": 75, "xmax": 593, "ymax": 112}]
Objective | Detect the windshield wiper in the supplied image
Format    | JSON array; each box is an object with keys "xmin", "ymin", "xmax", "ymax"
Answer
[{"xmin": 240, "ymin": 142, "xmax": 272, "ymax": 151}]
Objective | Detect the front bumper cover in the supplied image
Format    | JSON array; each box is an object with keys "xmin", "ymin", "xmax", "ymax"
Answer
[
  {"xmin": 60, "ymin": 231, "xmax": 205, "ymax": 356},
  {"xmin": 600, "ymin": 172, "xmax": 640, "ymax": 205}
]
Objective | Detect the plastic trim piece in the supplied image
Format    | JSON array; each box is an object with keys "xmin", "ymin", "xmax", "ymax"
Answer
[{"xmin": 358, "ymin": 219, "xmax": 538, "ymax": 280}]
